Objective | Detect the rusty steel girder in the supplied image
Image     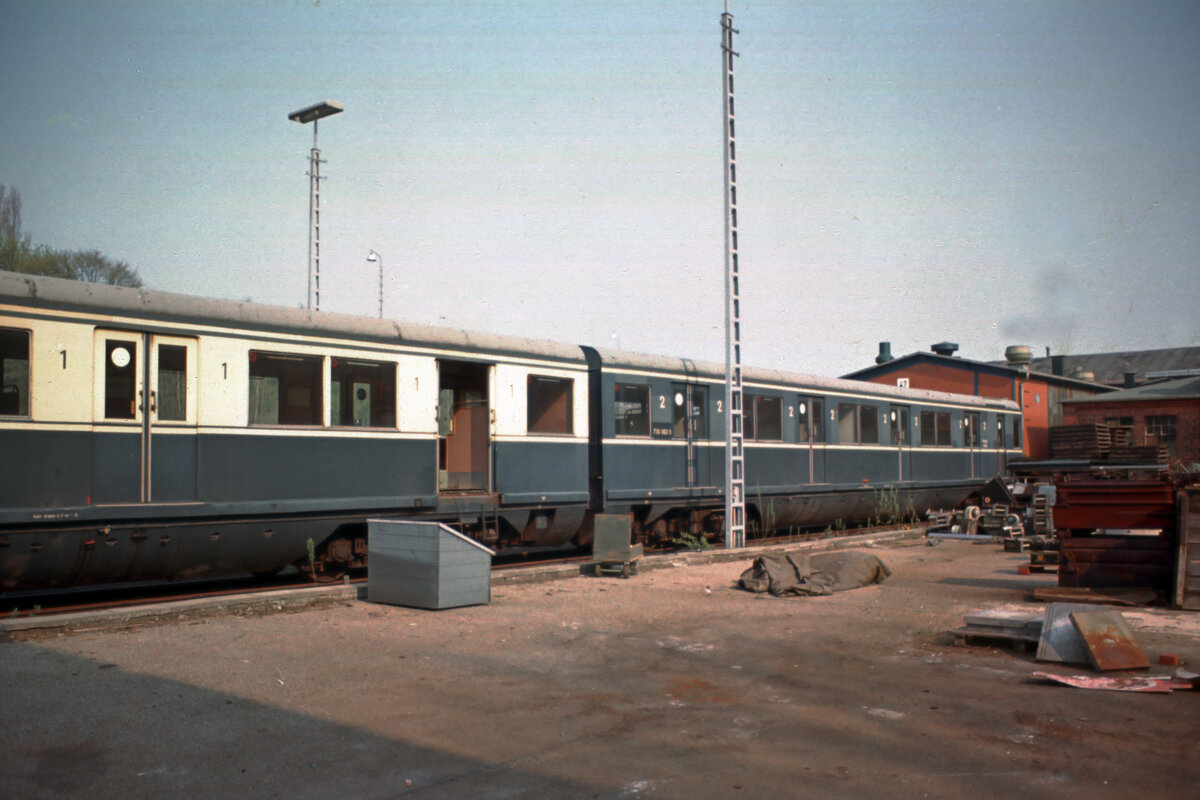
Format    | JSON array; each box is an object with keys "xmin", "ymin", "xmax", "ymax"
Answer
[
  {"xmin": 1053, "ymin": 478, "xmax": 1177, "ymax": 591},
  {"xmin": 1053, "ymin": 479, "xmax": 1176, "ymax": 533}
]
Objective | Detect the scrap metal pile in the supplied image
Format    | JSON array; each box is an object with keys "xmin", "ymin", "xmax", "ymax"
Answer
[{"xmin": 951, "ymin": 603, "xmax": 1198, "ymax": 694}]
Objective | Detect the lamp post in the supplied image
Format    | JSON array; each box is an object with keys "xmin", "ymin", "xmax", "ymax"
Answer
[
  {"xmin": 366, "ymin": 250, "xmax": 384, "ymax": 318},
  {"xmin": 288, "ymin": 100, "xmax": 344, "ymax": 311}
]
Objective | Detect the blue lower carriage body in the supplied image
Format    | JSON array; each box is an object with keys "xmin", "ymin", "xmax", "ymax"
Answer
[
  {"xmin": 596, "ymin": 479, "xmax": 986, "ymax": 542},
  {"xmin": 0, "ymin": 430, "xmax": 590, "ymax": 592}
]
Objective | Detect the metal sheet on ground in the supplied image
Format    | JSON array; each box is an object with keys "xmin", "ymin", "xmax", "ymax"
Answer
[
  {"xmin": 1035, "ymin": 603, "xmax": 1096, "ymax": 665},
  {"xmin": 1069, "ymin": 609, "xmax": 1150, "ymax": 671},
  {"xmin": 1031, "ymin": 671, "xmax": 1193, "ymax": 693}
]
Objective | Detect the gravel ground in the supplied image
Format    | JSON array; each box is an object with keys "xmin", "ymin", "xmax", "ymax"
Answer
[{"xmin": 2, "ymin": 537, "xmax": 1197, "ymax": 799}]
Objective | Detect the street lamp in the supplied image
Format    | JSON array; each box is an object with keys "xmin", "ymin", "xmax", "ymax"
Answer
[
  {"xmin": 366, "ymin": 250, "xmax": 384, "ymax": 319},
  {"xmin": 288, "ymin": 100, "xmax": 344, "ymax": 311}
]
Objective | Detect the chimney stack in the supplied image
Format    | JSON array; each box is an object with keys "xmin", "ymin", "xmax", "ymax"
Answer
[
  {"xmin": 875, "ymin": 342, "xmax": 894, "ymax": 364},
  {"xmin": 1004, "ymin": 345, "xmax": 1032, "ymax": 365},
  {"xmin": 931, "ymin": 342, "xmax": 959, "ymax": 357}
]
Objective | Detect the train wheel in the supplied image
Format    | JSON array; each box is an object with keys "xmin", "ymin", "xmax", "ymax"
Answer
[
  {"xmin": 296, "ymin": 536, "xmax": 354, "ymax": 584},
  {"xmin": 297, "ymin": 559, "xmax": 347, "ymax": 584}
]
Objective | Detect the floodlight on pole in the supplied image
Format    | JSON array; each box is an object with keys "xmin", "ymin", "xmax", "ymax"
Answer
[
  {"xmin": 366, "ymin": 249, "xmax": 384, "ymax": 319},
  {"xmin": 288, "ymin": 100, "xmax": 344, "ymax": 311}
]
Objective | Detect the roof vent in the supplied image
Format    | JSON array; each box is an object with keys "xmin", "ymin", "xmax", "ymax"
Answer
[
  {"xmin": 1071, "ymin": 368, "xmax": 1095, "ymax": 382},
  {"xmin": 1004, "ymin": 345, "xmax": 1031, "ymax": 365},
  {"xmin": 931, "ymin": 341, "xmax": 959, "ymax": 357},
  {"xmin": 1124, "ymin": 372, "xmax": 1137, "ymax": 388},
  {"xmin": 875, "ymin": 341, "xmax": 894, "ymax": 364}
]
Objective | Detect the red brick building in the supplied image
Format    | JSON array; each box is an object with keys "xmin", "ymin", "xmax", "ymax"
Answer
[
  {"xmin": 842, "ymin": 343, "xmax": 1109, "ymax": 459},
  {"xmin": 1061, "ymin": 376, "xmax": 1200, "ymax": 466}
]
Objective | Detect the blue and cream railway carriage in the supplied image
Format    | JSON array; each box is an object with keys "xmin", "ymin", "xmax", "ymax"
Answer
[
  {"xmin": 0, "ymin": 273, "xmax": 589, "ymax": 590},
  {"xmin": 1, "ymin": 273, "xmax": 1020, "ymax": 592}
]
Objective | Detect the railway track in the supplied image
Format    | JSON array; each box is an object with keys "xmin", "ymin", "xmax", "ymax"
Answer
[
  {"xmin": 2, "ymin": 552, "xmax": 594, "ymax": 619},
  {"xmin": 2, "ymin": 525, "xmax": 913, "ymax": 621}
]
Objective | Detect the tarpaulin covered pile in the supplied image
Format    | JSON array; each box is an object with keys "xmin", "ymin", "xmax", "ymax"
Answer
[{"xmin": 737, "ymin": 550, "xmax": 892, "ymax": 596}]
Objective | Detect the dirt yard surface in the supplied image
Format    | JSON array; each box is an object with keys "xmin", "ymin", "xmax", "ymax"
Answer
[{"xmin": 2, "ymin": 537, "xmax": 1197, "ymax": 799}]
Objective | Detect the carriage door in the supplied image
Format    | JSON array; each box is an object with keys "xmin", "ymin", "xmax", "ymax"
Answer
[
  {"xmin": 92, "ymin": 331, "xmax": 198, "ymax": 504},
  {"xmin": 965, "ymin": 411, "xmax": 981, "ymax": 479},
  {"xmin": 672, "ymin": 383, "xmax": 709, "ymax": 488},
  {"xmin": 994, "ymin": 414, "xmax": 1007, "ymax": 474},
  {"xmin": 799, "ymin": 396, "xmax": 826, "ymax": 483},
  {"xmin": 890, "ymin": 405, "xmax": 911, "ymax": 481},
  {"xmin": 437, "ymin": 360, "xmax": 492, "ymax": 492}
]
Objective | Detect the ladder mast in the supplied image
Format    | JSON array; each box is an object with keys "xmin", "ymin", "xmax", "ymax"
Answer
[
  {"xmin": 305, "ymin": 121, "xmax": 328, "ymax": 311},
  {"xmin": 722, "ymin": 8, "xmax": 746, "ymax": 549}
]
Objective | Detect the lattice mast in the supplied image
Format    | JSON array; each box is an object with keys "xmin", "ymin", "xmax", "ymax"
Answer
[
  {"xmin": 721, "ymin": 5, "xmax": 746, "ymax": 549},
  {"xmin": 306, "ymin": 127, "xmax": 327, "ymax": 311}
]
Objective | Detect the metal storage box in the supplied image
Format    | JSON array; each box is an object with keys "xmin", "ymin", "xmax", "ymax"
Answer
[
  {"xmin": 368, "ymin": 520, "xmax": 494, "ymax": 609},
  {"xmin": 589, "ymin": 513, "xmax": 642, "ymax": 577}
]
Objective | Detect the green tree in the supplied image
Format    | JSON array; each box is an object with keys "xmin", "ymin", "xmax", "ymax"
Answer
[{"xmin": 0, "ymin": 184, "xmax": 143, "ymax": 288}]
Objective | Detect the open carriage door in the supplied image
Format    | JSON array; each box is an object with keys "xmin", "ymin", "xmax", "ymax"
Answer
[
  {"xmin": 437, "ymin": 359, "xmax": 492, "ymax": 493},
  {"xmin": 92, "ymin": 330, "xmax": 198, "ymax": 504}
]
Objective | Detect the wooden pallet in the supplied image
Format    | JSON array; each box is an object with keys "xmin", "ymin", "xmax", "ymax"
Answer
[
  {"xmin": 589, "ymin": 559, "xmax": 640, "ymax": 578},
  {"xmin": 1050, "ymin": 423, "xmax": 1111, "ymax": 459},
  {"xmin": 1032, "ymin": 495, "xmax": 1051, "ymax": 536},
  {"xmin": 949, "ymin": 627, "xmax": 1038, "ymax": 652},
  {"xmin": 1108, "ymin": 445, "xmax": 1169, "ymax": 464}
]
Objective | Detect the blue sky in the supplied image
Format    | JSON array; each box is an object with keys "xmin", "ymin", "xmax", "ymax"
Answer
[{"xmin": 1, "ymin": 0, "xmax": 1197, "ymax": 377}]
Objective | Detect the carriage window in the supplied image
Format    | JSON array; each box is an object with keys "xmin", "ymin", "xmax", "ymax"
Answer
[
  {"xmin": 919, "ymin": 411, "xmax": 953, "ymax": 446},
  {"xmin": 104, "ymin": 339, "xmax": 137, "ymax": 419},
  {"xmin": 811, "ymin": 399, "xmax": 825, "ymax": 442},
  {"xmin": 797, "ymin": 399, "xmax": 810, "ymax": 443},
  {"xmin": 859, "ymin": 405, "xmax": 879, "ymax": 444},
  {"xmin": 157, "ymin": 344, "xmax": 188, "ymax": 421},
  {"xmin": 0, "ymin": 328, "xmax": 30, "ymax": 417},
  {"xmin": 756, "ymin": 395, "xmax": 782, "ymax": 441},
  {"xmin": 331, "ymin": 358, "xmax": 396, "ymax": 428},
  {"xmin": 527, "ymin": 375, "xmax": 573, "ymax": 434},
  {"xmin": 838, "ymin": 403, "xmax": 857, "ymax": 443},
  {"xmin": 614, "ymin": 383, "xmax": 650, "ymax": 437},
  {"xmin": 837, "ymin": 403, "xmax": 878, "ymax": 444},
  {"xmin": 745, "ymin": 394, "xmax": 781, "ymax": 441},
  {"xmin": 965, "ymin": 412, "xmax": 980, "ymax": 447},
  {"xmin": 249, "ymin": 351, "xmax": 322, "ymax": 426},
  {"xmin": 1012, "ymin": 418, "xmax": 1022, "ymax": 449}
]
